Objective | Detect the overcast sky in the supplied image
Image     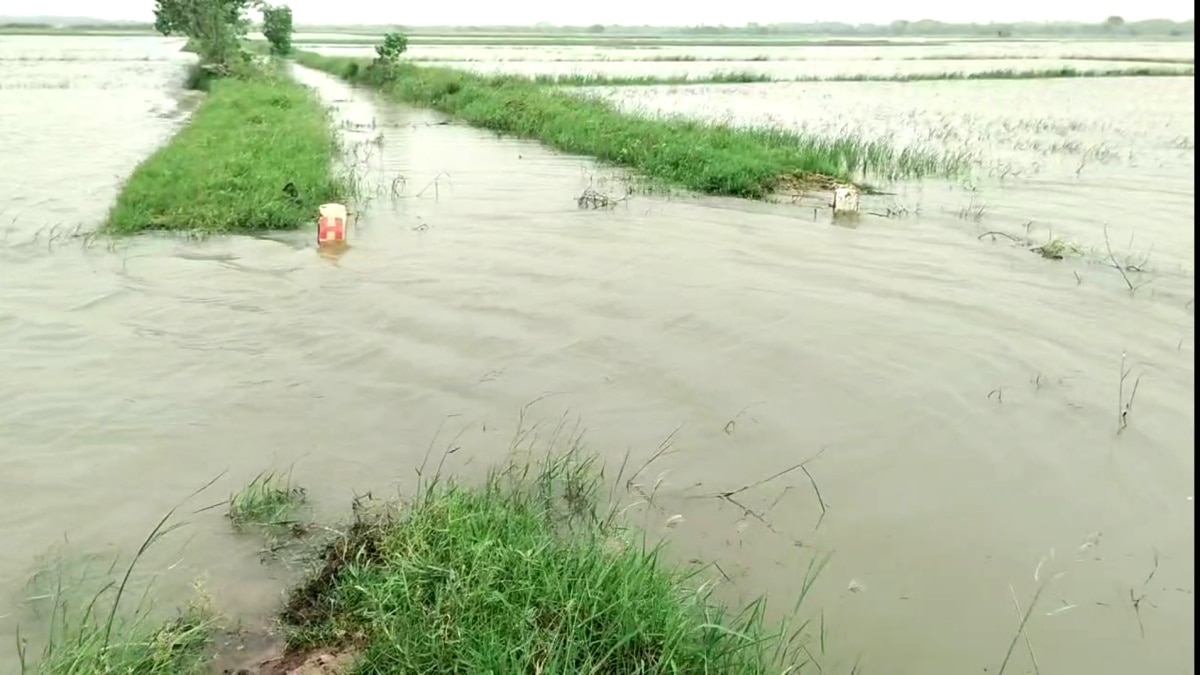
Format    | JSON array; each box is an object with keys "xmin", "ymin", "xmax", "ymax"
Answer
[{"xmin": 16, "ymin": 0, "xmax": 1196, "ymax": 26}]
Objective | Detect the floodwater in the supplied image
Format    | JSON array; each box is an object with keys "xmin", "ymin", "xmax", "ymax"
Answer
[
  {"xmin": 392, "ymin": 57, "xmax": 1195, "ymax": 81},
  {"xmin": 1, "ymin": 35, "xmax": 1195, "ymax": 675},
  {"xmin": 306, "ymin": 39, "xmax": 1196, "ymax": 80},
  {"xmin": 299, "ymin": 38, "xmax": 1195, "ymax": 63}
]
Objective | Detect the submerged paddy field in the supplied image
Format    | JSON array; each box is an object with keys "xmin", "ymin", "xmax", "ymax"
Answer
[
  {"xmin": 294, "ymin": 36, "xmax": 1195, "ymax": 81},
  {"xmin": 0, "ymin": 25, "xmax": 1194, "ymax": 675}
]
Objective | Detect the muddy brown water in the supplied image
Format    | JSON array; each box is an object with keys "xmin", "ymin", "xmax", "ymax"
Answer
[{"xmin": 1, "ymin": 36, "xmax": 1194, "ymax": 674}]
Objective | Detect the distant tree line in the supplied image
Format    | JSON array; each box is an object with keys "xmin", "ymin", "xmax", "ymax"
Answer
[{"xmin": 4, "ymin": 16, "xmax": 1193, "ymax": 39}]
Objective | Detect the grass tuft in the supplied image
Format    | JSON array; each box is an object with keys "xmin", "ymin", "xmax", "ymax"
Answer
[
  {"xmin": 293, "ymin": 50, "xmax": 968, "ymax": 196},
  {"xmin": 25, "ymin": 592, "xmax": 216, "ymax": 675},
  {"xmin": 18, "ymin": 479, "xmax": 224, "ymax": 674},
  {"xmin": 278, "ymin": 448, "xmax": 826, "ymax": 673},
  {"xmin": 228, "ymin": 470, "xmax": 308, "ymax": 529},
  {"xmin": 105, "ymin": 67, "xmax": 351, "ymax": 235}
]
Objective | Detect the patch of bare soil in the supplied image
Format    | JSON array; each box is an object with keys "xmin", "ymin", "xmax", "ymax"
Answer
[
  {"xmin": 212, "ymin": 509, "xmax": 388, "ymax": 675},
  {"xmin": 212, "ymin": 629, "xmax": 357, "ymax": 675}
]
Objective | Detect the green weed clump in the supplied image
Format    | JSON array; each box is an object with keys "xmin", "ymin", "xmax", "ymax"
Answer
[
  {"xmin": 228, "ymin": 470, "xmax": 308, "ymax": 529},
  {"xmin": 19, "ymin": 492, "xmax": 221, "ymax": 675},
  {"xmin": 26, "ymin": 597, "xmax": 214, "ymax": 675},
  {"xmin": 280, "ymin": 451, "xmax": 824, "ymax": 673},
  {"xmin": 105, "ymin": 69, "xmax": 349, "ymax": 235},
  {"xmin": 294, "ymin": 50, "xmax": 966, "ymax": 197}
]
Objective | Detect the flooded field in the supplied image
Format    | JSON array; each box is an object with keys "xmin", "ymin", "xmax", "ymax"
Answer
[
  {"xmin": 585, "ymin": 77, "xmax": 1196, "ymax": 278},
  {"xmin": 302, "ymin": 39, "xmax": 1196, "ymax": 80},
  {"xmin": 1, "ymin": 35, "xmax": 1195, "ymax": 675}
]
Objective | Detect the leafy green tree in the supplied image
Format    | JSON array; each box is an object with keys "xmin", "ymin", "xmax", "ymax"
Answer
[
  {"xmin": 374, "ymin": 32, "xmax": 409, "ymax": 65},
  {"xmin": 364, "ymin": 32, "xmax": 408, "ymax": 82},
  {"xmin": 152, "ymin": 0, "xmax": 257, "ymax": 74},
  {"xmin": 261, "ymin": 4, "xmax": 293, "ymax": 56}
]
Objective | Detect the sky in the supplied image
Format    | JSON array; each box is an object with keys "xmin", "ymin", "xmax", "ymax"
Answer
[{"xmin": 10, "ymin": 0, "xmax": 1196, "ymax": 26}]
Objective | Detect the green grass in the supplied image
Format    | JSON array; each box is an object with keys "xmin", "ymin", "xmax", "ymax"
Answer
[
  {"xmin": 25, "ymin": 596, "xmax": 214, "ymax": 675},
  {"xmin": 104, "ymin": 68, "xmax": 350, "ymax": 235},
  {"xmin": 293, "ymin": 51, "xmax": 967, "ymax": 196},
  {"xmin": 18, "ymin": 489, "xmax": 221, "ymax": 674},
  {"xmin": 228, "ymin": 470, "xmax": 308, "ymax": 529},
  {"xmin": 280, "ymin": 449, "xmax": 828, "ymax": 673}
]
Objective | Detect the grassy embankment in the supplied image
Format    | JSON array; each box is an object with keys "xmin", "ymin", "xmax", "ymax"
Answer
[
  {"xmin": 293, "ymin": 50, "xmax": 967, "ymax": 197},
  {"xmin": 104, "ymin": 65, "xmax": 349, "ymax": 235},
  {"xmin": 24, "ymin": 451, "xmax": 826, "ymax": 674}
]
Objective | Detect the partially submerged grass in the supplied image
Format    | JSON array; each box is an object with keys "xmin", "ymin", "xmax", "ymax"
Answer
[
  {"xmin": 105, "ymin": 66, "xmax": 350, "ymax": 235},
  {"xmin": 228, "ymin": 470, "xmax": 308, "ymax": 530},
  {"xmin": 977, "ymin": 221, "xmax": 1155, "ymax": 290},
  {"xmin": 807, "ymin": 65, "xmax": 1194, "ymax": 81},
  {"xmin": 25, "ymin": 593, "xmax": 215, "ymax": 675},
  {"xmin": 424, "ymin": 65, "xmax": 1192, "ymax": 85},
  {"xmin": 294, "ymin": 51, "xmax": 967, "ymax": 195},
  {"xmin": 18, "ymin": 481, "xmax": 223, "ymax": 674},
  {"xmin": 279, "ymin": 448, "xmax": 827, "ymax": 673},
  {"xmin": 529, "ymin": 70, "xmax": 775, "ymax": 85}
]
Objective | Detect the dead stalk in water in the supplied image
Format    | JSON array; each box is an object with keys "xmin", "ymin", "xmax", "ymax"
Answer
[
  {"xmin": 703, "ymin": 447, "xmax": 828, "ymax": 533},
  {"xmin": 1130, "ymin": 548, "xmax": 1160, "ymax": 638},
  {"xmin": 723, "ymin": 402, "xmax": 765, "ymax": 435},
  {"xmin": 1117, "ymin": 350, "xmax": 1144, "ymax": 434},
  {"xmin": 799, "ymin": 461, "xmax": 829, "ymax": 530},
  {"xmin": 977, "ymin": 230, "xmax": 1023, "ymax": 244},
  {"xmin": 1102, "ymin": 224, "xmax": 1146, "ymax": 292},
  {"xmin": 999, "ymin": 583, "xmax": 1047, "ymax": 675},
  {"xmin": 998, "ymin": 548, "xmax": 1063, "ymax": 675},
  {"xmin": 626, "ymin": 424, "xmax": 682, "ymax": 489},
  {"xmin": 1008, "ymin": 584, "xmax": 1042, "ymax": 674},
  {"xmin": 415, "ymin": 172, "xmax": 452, "ymax": 200}
]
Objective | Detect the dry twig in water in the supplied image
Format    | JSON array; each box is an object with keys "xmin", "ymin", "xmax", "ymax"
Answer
[
  {"xmin": 998, "ymin": 549, "xmax": 1063, "ymax": 675},
  {"xmin": 1117, "ymin": 350, "xmax": 1144, "ymax": 434},
  {"xmin": 705, "ymin": 447, "xmax": 828, "ymax": 532},
  {"xmin": 1102, "ymin": 224, "xmax": 1149, "ymax": 292},
  {"xmin": 1130, "ymin": 548, "xmax": 1160, "ymax": 638}
]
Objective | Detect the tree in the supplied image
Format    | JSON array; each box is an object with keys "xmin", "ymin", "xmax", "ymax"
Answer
[
  {"xmin": 364, "ymin": 32, "xmax": 408, "ymax": 83},
  {"xmin": 1104, "ymin": 15, "xmax": 1125, "ymax": 30},
  {"xmin": 261, "ymin": 3, "xmax": 293, "ymax": 56},
  {"xmin": 153, "ymin": 0, "xmax": 258, "ymax": 73}
]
